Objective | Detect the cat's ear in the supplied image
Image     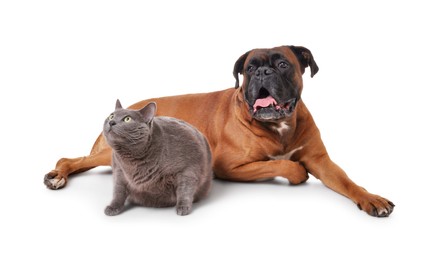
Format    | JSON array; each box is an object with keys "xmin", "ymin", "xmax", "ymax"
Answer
[
  {"xmin": 139, "ymin": 102, "xmax": 157, "ymax": 123},
  {"xmin": 115, "ymin": 99, "xmax": 123, "ymax": 110}
]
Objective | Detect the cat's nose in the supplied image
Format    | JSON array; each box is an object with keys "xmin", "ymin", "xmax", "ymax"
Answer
[{"xmin": 109, "ymin": 121, "xmax": 116, "ymax": 126}]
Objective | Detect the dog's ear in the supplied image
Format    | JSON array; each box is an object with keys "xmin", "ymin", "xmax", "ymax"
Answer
[
  {"xmin": 115, "ymin": 99, "xmax": 122, "ymax": 110},
  {"xmin": 233, "ymin": 51, "xmax": 250, "ymax": 88},
  {"xmin": 288, "ymin": 46, "xmax": 319, "ymax": 78}
]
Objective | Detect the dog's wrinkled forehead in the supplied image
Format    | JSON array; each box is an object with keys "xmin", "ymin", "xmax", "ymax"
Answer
[{"xmin": 245, "ymin": 47, "xmax": 299, "ymax": 68}]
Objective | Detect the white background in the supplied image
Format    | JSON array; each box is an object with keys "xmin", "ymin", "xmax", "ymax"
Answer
[{"xmin": 1, "ymin": 0, "xmax": 439, "ymax": 259}]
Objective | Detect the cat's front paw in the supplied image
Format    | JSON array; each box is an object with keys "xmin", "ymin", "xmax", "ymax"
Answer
[
  {"xmin": 176, "ymin": 204, "xmax": 192, "ymax": 216},
  {"xmin": 104, "ymin": 205, "xmax": 123, "ymax": 216}
]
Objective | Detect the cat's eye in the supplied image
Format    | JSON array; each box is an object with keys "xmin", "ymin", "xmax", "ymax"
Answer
[
  {"xmin": 108, "ymin": 114, "xmax": 114, "ymax": 120},
  {"xmin": 124, "ymin": 116, "xmax": 131, "ymax": 122}
]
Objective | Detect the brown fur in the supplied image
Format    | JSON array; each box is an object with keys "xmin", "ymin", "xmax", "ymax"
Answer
[{"xmin": 44, "ymin": 45, "xmax": 394, "ymax": 217}]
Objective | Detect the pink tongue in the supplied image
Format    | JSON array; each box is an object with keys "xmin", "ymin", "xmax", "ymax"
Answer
[{"xmin": 253, "ymin": 96, "xmax": 279, "ymax": 112}]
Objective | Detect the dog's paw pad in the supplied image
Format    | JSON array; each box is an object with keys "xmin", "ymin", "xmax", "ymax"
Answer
[
  {"xmin": 357, "ymin": 194, "xmax": 395, "ymax": 217},
  {"xmin": 44, "ymin": 173, "xmax": 66, "ymax": 190},
  {"xmin": 376, "ymin": 207, "xmax": 391, "ymax": 217}
]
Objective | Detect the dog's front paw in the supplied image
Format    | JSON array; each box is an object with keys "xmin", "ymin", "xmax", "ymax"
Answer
[
  {"xmin": 44, "ymin": 171, "xmax": 67, "ymax": 190},
  {"xmin": 104, "ymin": 205, "xmax": 123, "ymax": 216},
  {"xmin": 356, "ymin": 193, "xmax": 395, "ymax": 217}
]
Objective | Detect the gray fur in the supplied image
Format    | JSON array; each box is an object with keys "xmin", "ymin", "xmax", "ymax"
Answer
[{"xmin": 103, "ymin": 99, "xmax": 213, "ymax": 216}]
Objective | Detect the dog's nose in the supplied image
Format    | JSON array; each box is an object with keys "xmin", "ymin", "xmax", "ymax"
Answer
[
  {"xmin": 109, "ymin": 121, "xmax": 116, "ymax": 126},
  {"xmin": 255, "ymin": 66, "xmax": 274, "ymax": 78}
]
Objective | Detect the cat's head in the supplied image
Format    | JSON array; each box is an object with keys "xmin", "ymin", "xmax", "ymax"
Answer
[{"xmin": 103, "ymin": 99, "xmax": 157, "ymax": 148}]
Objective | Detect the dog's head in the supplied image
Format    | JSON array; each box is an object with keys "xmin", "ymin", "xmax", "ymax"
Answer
[{"xmin": 233, "ymin": 45, "xmax": 318, "ymax": 122}]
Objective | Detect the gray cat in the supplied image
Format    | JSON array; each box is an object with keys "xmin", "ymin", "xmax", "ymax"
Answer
[{"xmin": 103, "ymin": 99, "xmax": 213, "ymax": 216}]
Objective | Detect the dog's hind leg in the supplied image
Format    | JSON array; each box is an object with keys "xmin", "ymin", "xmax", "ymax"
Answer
[
  {"xmin": 216, "ymin": 159, "xmax": 308, "ymax": 184},
  {"xmin": 44, "ymin": 133, "xmax": 112, "ymax": 190}
]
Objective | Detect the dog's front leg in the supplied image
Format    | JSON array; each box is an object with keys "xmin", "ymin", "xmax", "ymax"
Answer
[{"xmin": 304, "ymin": 153, "xmax": 395, "ymax": 217}]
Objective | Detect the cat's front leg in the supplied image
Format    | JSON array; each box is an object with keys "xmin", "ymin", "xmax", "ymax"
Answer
[
  {"xmin": 175, "ymin": 174, "xmax": 197, "ymax": 216},
  {"xmin": 105, "ymin": 167, "xmax": 128, "ymax": 216},
  {"xmin": 105, "ymin": 183, "xmax": 128, "ymax": 216},
  {"xmin": 105, "ymin": 189, "xmax": 127, "ymax": 216}
]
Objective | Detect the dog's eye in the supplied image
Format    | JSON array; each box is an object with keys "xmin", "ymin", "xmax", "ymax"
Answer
[
  {"xmin": 108, "ymin": 114, "xmax": 114, "ymax": 120},
  {"xmin": 124, "ymin": 116, "xmax": 131, "ymax": 123},
  {"xmin": 278, "ymin": 62, "xmax": 289, "ymax": 69},
  {"xmin": 247, "ymin": 65, "xmax": 255, "ymax": 73}
]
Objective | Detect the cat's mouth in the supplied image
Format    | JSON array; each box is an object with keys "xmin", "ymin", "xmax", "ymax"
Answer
[{"xmin": 103, "ymin": 123, "xmax": 118, "ymax": 137}]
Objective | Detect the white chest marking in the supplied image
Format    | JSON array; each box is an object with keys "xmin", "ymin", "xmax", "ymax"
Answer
[
  {"xmin": 271, "ymin": 121, "xmax": 290, "ymax": 135},
  {"xmin": 269, "ymin": 146, "xmax": 304, "ymax": 160}
]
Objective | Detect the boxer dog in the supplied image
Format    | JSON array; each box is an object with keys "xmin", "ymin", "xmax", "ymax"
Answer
[{"xmin": 44, "ymin": 45, "xmax": 394, "ymax": 217}]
